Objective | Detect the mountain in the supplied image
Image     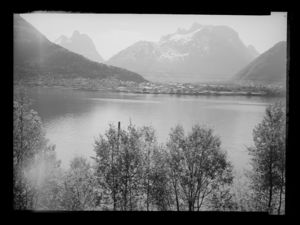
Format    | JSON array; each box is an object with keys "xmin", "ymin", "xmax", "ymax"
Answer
[
  {"xmin": 234, "ymin": 41, "xmax": 287, "ymax": 84},
  {"xmin": 107, "ymin": 23, "xmax": 258, "ymax": 83},
  {"xmin": 14, "ymin": 14, "xmax": 146, "ymax": 83},
  {"xmin": 55, "ymin": 31, "xmax": 104, "ymax": 63},
  {"xmin": 247, "ymin": 45, "xmax": 260, "ymax": 58}
]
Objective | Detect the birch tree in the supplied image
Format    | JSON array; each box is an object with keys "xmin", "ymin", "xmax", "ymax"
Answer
[
  {"xmin": 13, "ymin": 87, "xmax": 60, "ymax": 210},
  {"xmin": 248, "ymin": 102, "xmax": 286, "ymax": 214},
  {"xmin": 60, "ymin": 157, "xmax": 97, "ymax": 210},
  {"xmin": 94, "ymin": 123, "xmax": 144, "ymax": 210},
  {"xmin": 166, "ymin": 125, "xmax": 233, "ymax": 211}
]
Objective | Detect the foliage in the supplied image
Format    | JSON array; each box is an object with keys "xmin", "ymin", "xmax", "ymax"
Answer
[
  {"xmin": 14, "ymin": 89, "xmax": 45, "ymax": 209},
  {"xmin": 59, "ymin": 157, "xmax": 98, "ymax": 210},
  {"xmin": 94, "ymin": 123, "xmax": 146, "ymax": 210},
  {"xmin": 166, "ymin": 125, "xmax": 234, "ymax": 211},
  {"xmin": 147, "ymin": 145, "xmax": 173, "ymax": 210},
  {"xmin": 248, "ymin": 101, "xmax": 286, "ymax": 214},
  {"xmin": 94, "ymin": 124, "xmax": 176, "ymax": 211},
  {"xmin": 13, "ymin": 87, "xmax": 61, "ymax": 210},
  {"xmin": 24, "ymin": 145, "xmax": 63, "ymax": 210}
]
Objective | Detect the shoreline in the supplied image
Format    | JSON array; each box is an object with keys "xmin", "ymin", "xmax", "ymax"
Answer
[{"xmin": 14, "ymin": 83, "xmax": 286, "ymax": 98}]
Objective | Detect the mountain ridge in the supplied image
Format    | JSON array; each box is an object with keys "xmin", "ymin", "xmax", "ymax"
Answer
[
  {"xmin": 234, "ymin": 41, "xmax": 286, "ymax": 84},
  {"xmin": 14, "ymin": 14, "xmax": 146, "ymax": 83},
  {"xmin": 107, "ymin": 23, "xmax": 259, "ymax": 83},
  {"xmin": 55, "ymin": 30, "xmax": 104, "ymax": 63}
]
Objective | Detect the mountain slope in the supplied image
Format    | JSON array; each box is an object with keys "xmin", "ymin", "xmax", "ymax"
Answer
[
  {"xmin": 55, "ymin": 31, "xmax": 104, "ymax": 63},
  {"xmin": 107, "ymin": 23, "xmax": 258, "ymax": 83},
  {"xmin": 234, "ymin": 41, "xmax": 287, "ymax": 84},
  {"xmin": 14, "ymin": 14, "xmax": 146, "ymax": 83},
  {"xmin": 247, "ymin": 45, "xmax": 260, "ymax": 58}
]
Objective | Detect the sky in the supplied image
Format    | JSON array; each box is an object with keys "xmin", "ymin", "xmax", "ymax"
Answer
[{"xmin": 20, "ymin": 12, "xmax": 287, "ymax": 60}]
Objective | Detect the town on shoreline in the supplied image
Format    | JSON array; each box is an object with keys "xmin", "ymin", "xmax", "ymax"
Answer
[{"xmin": 15, "ymin": 76, "xmax": 286, "ymax": 97}]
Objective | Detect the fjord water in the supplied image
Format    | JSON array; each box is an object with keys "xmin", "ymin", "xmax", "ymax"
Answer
[{"xmin": 27, "ymin": 87, "xmax": 282, "ymax": 172}]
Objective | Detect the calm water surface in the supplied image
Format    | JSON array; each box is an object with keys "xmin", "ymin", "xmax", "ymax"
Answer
[{"xmin": 27, "ymin": 87, "xmax": 283, "ymax": 172}]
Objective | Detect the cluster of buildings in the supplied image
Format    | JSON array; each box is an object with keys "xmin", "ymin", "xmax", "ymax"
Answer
[
  {"xmin": 117, "ymin": 82, "xmax": 231, "ymax": 95},
  {"xmin": 115, "ymin": 81, "xmax": 284, "ymax": 96}
]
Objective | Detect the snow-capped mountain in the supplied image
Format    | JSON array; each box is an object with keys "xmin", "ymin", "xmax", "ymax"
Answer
[
  {"xmin": 107, "ymin": 23, "xmax": 260, "ymax": 83},
  {"xmin": 55, "ymin": 31, "xmax": 104, "ymax": 63}
]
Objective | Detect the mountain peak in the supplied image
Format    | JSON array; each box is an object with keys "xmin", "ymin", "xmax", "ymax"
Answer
[
  {"xmin": 56, "ymin": 30, "xmax": 104, "ymax": 63},
  {"xmin": 72, "ymin": 30, "xmax": 80, "ymax": 37},
  {"xmin": 55, "ymin": 35, "xmax": 68, "ymax": 44},
  {"xmin": 14, "ymin": 16, "xmax": 146, "ymax": 83},
  {"xmin": 108, "ymin": 23, "xmax": 258, "ymax": 83},
  {"xmin": 188, "ymin": 22, "xmax": 203, "ymax": 32},
  {"xmin": 160, "ymin": 24, "xmax": 241, "ymax": 46},
  {"xmin": 247, "ymin": 45, "xmax": 259, "ymax": 57},
  {"xmin": 171, "ymin": 23, "xmax": 203, "ymax": 36},
  {"xmin": 235, "ymin": 41, "xmax": 287, "ymax": 84}
]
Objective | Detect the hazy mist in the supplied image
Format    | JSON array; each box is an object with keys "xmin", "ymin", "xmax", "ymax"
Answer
[{"xmin": 20, "ymin": 12, "xmax": 287, "ymax": 60}]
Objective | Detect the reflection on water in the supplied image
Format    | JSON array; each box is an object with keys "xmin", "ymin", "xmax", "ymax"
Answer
[{"xmin": 27, "ymin": 87, "xmax": 282, "ymax": 172}]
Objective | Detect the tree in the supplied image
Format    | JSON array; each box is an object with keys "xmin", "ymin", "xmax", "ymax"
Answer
[
  {"xmin": 59, "ymin": 156, "xmax": 97, "ymax": 210},
  {"xmin": 94, "ymin": 123, "xmax": 119, "ymax": 210},
  {"xmin": 230, "ymin": 172, "xmax": 256, "ymax": 211},
  {"xmin": 24, "ymin": 144, "xmax": 63, "ymax": 210},
  {"xmin": 207, "ymin": 176, "xmax": 237, "ymax": 211},
  {"xmin": 147, "ymin": 145, "xmax": 173, "ymax": 211},
  {"xmin": 248, "ymin": 101, "xmax": 286, "ymax": 214},
  {"xmin": 139, "ymin": 126, "xmax": 158, "ymax": 211},
  {"xmin": 94, "ymin": 123, "xmax": 144, "ymax": 211},
  {"xmin": 166, "ymin": 125, "xmax": 233, "ymax": 211},
  {"xmin": 116, "ymin": 124, "xmax": 143, "ymax": 210},
  {"xmin": 166, "ymin": 125, "xmax": 185, "ymax": 211},
  {"xmin": 13, "ymin": 87, "xmax": 56, "ymax": 209}
]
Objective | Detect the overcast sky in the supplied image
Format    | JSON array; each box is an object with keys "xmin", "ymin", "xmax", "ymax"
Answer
[{"xmin": 20, "ymin": 12, "xmax": 287, "ymax": 60}]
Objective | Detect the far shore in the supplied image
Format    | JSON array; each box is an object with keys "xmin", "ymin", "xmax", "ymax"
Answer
[{"xmin": 15, "ymin": 83, "xmax": 286, "ymax": 98}]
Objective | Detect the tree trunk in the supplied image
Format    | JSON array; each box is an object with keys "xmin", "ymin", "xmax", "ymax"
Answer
[
  {"xmin": 146, "ymin": 151, "xmax": 150, "ymax": 211},
  {"xmin": 146, "ymin": 177, "xmax": 149, "ymax": 211},
  {"xmin": 19, "ymin": 106, "xmax": 24, "ymax": 165},
  {"xmin": 124, "ymin": 178, "xmax": 128, "ymax": 211},
  {"xmin": 277, "ymin": 156, "xmax": 285, "ymax": 215},
  {"xmin": 112, "ymin": 152, "xmax": 116, "ymax": 210},
  {"xmin": 268, "ymin": 147, "xmax": 273, "ymax": 213},
  {"xmin": 277, "ymin": 183, "xmax": 283, "ymax": 215},
  {"xmin": 129, "ymin": 182, "xmax": 133, "ymax": 211},
  {"xmin": 112, "ymin": 122, "xmax": 120, "ymax": 211},
  {"xmin": 188, "ymin": 197, "xmax": 194, "ymax": 211},
  {"xmin": 174, "ymin": 182, "xmax": 180, "ymax": 211}
]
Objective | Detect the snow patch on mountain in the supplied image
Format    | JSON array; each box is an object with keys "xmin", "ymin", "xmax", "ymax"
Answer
[
  {"xmin": 107, "ymin": 23, "xmax": 259, "ymax": 82},
  {"xmin": 168, "ymin": 28, "xmax": 203, "ymax": 43},
  {"xmin": 158, "ymin": 49, "xmax": 189, "ymax": 61}
]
